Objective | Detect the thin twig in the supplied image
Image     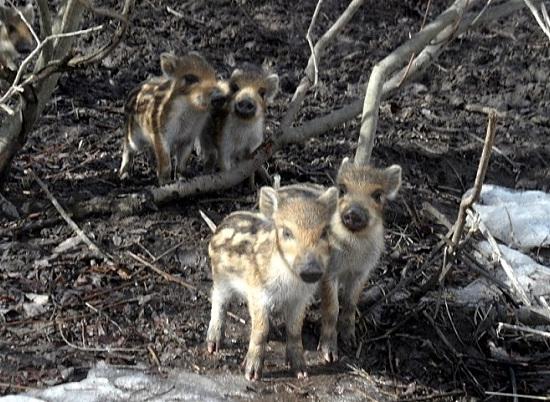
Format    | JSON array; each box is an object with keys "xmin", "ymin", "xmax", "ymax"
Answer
[
  {"xmin": 0, "ymin": 25, "xmax": 104, "ymax": 111},
  {"xmin": 472, "ymin": 0, "xmax": 494, "ymax": 25},
  {"xmin": 509, "ymin": 367, "xmax": 519, "ymax": 402},
  {"xmin": 523, "ymin": 0, "xmax": 550, "ymax": 40},
  {"xmin": 447, "ymin": 111, "xmax": 496, "ymax": 252},
  {"xmin": 306, "ymin": 0, "xmax": 325, "ymax": 88},
  {"xmin": 485, "ymin": 392, "xmax": 550, "ymax": 401},
  {"xmin": 58, "ymin": 322, "xmax": 143, "ymax": 353},
  {"xmin": 498, "ymin": 322, "xmax": 550, "ymax": 339},
  {"xmin": 279, "ymin": 0, "xmax": 365, "ymax": 133},
  {"xmin": 152, "ymin": 241, "xmax": 185, "ymax": 263},
  {"xmin": 31, "ymin": 169, "xmax": 115, "ymax": 264},
  {"xmin": 127, "ymin": 251, "xmax": 196, "ymax": 290}
]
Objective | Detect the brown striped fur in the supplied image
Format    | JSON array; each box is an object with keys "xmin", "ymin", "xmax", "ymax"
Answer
[
  {"xmin": 119, "ymin": 52, "xmax": 223, "ymax": 184},
  {"xmin": 198, "ymin": 64, "xmax": 278, "ymax": 172},
  {"xmin": 0, "ymin": 3, "xmax": 34, "ymax": 71}
]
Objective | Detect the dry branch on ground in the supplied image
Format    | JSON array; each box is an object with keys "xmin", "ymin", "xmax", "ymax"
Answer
[{"xmin": 0, "ymin": 0, "xmax": 134, "ymax": 182}]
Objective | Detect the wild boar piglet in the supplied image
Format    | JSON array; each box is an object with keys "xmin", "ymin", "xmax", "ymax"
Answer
[
  {"xmin": 267, "ymin": 159, "xmax": 402, "ymax": 362},
  {"xmin": 119, "ymin": 52, "xmax": 226, "ymax": 184},
  {"xmin": 318, "ymin": 157, "xmax": 402, "ymax": 362},
  {"xmin": 206, "ymin": 185, "xmax": 337, "ymax": 380},
  {"xmin": 207, "ymin": 64, "xmax": 278, "ymax": 172}
]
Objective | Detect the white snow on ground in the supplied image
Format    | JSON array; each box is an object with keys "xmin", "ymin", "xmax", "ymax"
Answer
[
  {"xmin": 450, "ymin": 185, "xmax": 550, "ymax": 305},
  {"xmin": 468, "ymin": 184, "xmax": 550, "ymax": 250},
  {"xmin": 0, "ymin": 362, "xmax": 252, "ymax": 402}
]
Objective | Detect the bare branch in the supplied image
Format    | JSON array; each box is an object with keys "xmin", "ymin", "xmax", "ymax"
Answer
[
  {"xmin": 523, "ymin": 0, "xmax": 550, "ymax": 40},
  {"xmin": 68, "ymin": 0, "xmax": 134, "ymax": 67},
  {"xmin": 355, "ymin": 0, "xmax": 476, "ymax": 165},
  {"xmin": 279, "ymin": 0, "xmax": 365, "ymax": 133},
  {"xmin": 36, "ymin": 0, "xmax": 54, "ymax": 65},
  {"xmin": 127, "ymin": 251, "xmax": 196, "ymax": 290},
  {"xmin": 449, "ymin": 112, "xmax": 497, "ymax": 251},
  {"xmin": 68, "ymin": 143, "xmax": 272, "ymax": 219},
  {"xmin": 0, "ymin": 0, "xmax": 133, "ymax": 181},
  {"xmin": 306, "ymin": 0, "xmax": 324, "ymax": 88},
  {"xmin": 0, "ymin": 25, "xmax": 104, "ymax": 110},
  {"xmin": 32, "ymin": 169, "xmax": 115, "ymax": 264},
  {"xmin": 497, "ymin": 322, "xmax": 550, "ymax": 338},
  {"xmin": 279, "ymin": 0, "xmax": 524, "ymax": 148}
]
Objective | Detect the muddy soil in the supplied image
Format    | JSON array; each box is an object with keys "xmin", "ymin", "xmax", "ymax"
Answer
[{"xmin": 1, "ymin": 0, "xmax": 550, "ymax": 400}]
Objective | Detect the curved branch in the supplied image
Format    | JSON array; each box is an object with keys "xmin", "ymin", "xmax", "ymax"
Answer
[
  {"xmin": 279, "ymin": 0, "xmax": 365, "ymax": 134},
  {"xmin": 354, "ymin": 0, "xmax": 475, "ymax": 165},
  {"xmin": 279, "ymin": 0, "xmax": 525, "ymax": 151},
  {"xmin": 69, "ymin": 143, "xmax": 273, "ymax": 219}
]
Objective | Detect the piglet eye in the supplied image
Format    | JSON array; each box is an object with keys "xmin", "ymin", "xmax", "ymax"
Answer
[
  {"xmin": 372, "ymin": 189, "xmax": 384, "ymax": 203},
  {"xmin": 282, "ymin": 227, "xmax": 294, "ymax": 240},
  {"xmin": 184, "ymin": 74, "xmax": 199, "ymax": 84},
  {"xmin": 338, "ymin": 183, "xmax": 347, "ymax": 197},
  {"xmin": 320, "ymin": 226, "xmax": 329, "ymax": 240},
  {"xmin": 258, "ymin": 87, "xmax": 266, "ymax": 98},
  {"xmin": 230, "ymin": 82, "xmax": 239, "ymax": 93}
]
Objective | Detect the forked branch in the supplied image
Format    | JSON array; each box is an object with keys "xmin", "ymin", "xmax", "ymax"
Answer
[
  {"xmin": 354, "ymin": 0, "xmax": 475, "ymax": 165},
  {"xmin": 279, "ymin": 0, "xmax": 365, "ymax": 134}
]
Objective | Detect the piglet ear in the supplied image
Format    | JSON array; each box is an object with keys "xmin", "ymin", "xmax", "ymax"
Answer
[
  {"xmin": 230, "ymin": 68, "xmax": 244, "ymax": 80},
  {"xmin": 317, "ymin": 187, "xmax": 338, "ymax": 215},
  {"xmin": 264, "ymin": 73, "xmax": 279, "ymax": 103},
  {"xmin": 338, "ymin": 157, "xmax": 352, "ymax": 178},
  {"xmin": 383, "ymin": 165, "xmax": 402, "ymax": 200},
  {"xmin": 21, "ymin": 3, "xmax": 34, "ymax": 24},
  {"xmin": 160, "ymin": 53, "xmax": 179, "ymax": 78},
  {"xmin": 259, "ymin": 186, "xmax": 278, "ymax": 217}
]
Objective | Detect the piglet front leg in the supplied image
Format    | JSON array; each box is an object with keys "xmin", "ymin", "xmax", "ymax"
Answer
[{"xmin": 243, "ymin": 296, "xmax": 269, "ymax": 381}]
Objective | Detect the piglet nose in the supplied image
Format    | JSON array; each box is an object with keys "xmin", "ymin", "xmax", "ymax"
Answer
[
  {"xmin": 235, "ymin": 98, "xmax": 256, "ymax": 117},
  {"xmin": 210, "ymin": 90, "xmax": 227, "ymax": 109},
  {"xmin": 341, "ymin": 205, "xmax": 368, "ymax": 232},
  {"xmin": 299, "ymin": 256, "xmax": 323, "ymax": 283}
]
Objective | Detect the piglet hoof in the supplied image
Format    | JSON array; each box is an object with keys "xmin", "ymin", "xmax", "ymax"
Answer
[
  {"xmin": 318, "ymin": 335, "xmax": 339, "ymax": 363},
  {"xmin": 286, "ymin": 349, "xmax": 307, "ymax": 379},
  {"xmin": 119, "ymin": 171, "xmax": 129, "ymax": 181},
  {"xmin": 242, "ymin": 353, "xmax": 263, "ymax": 381},
  {"xmin": 206, "ymin": 340, "xmax": 218, "ymax": 354},
  {"xmin": 295, "ymin": 370, "xmax": 308, "ymax": 379}
]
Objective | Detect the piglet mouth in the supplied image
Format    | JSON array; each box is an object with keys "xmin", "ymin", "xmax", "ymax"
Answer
[{"xmin": 300, "ymin": 271, "xmax": 323, "ymax": 283}]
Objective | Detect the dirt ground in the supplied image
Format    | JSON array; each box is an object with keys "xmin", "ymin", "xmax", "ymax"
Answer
[{"xmin": 1, "ymin": 0, "xmax": 550, "ymax": 400}]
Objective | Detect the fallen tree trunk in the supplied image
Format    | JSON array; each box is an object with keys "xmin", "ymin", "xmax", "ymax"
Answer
[{"xmin": 67, "ymin": 143, "xmax": 272, "ymax": 219}]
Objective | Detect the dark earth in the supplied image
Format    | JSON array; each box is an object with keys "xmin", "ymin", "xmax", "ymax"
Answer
[{"xmin": 1, "ymin": 0, "xmax": 550, "ymax": 400}]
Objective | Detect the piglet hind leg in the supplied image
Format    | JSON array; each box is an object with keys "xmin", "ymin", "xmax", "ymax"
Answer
[
  {"xmin": 174, "ymin": 140, "xmax": 195, "ymax": 179},
  {"xmin": 119, "ymin": 135, "xmax": 134, "ymax": 180},
  {"xmin": 338, "ymin": 277, "xmax": 366, "ymax": 349},
  {"xmin": 206, "ymin": 285, "xmax": 230, "ymax": 354},
  {"xmin": 153, "ymin": 137, "xmax": 172, "ymax": 185}
]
